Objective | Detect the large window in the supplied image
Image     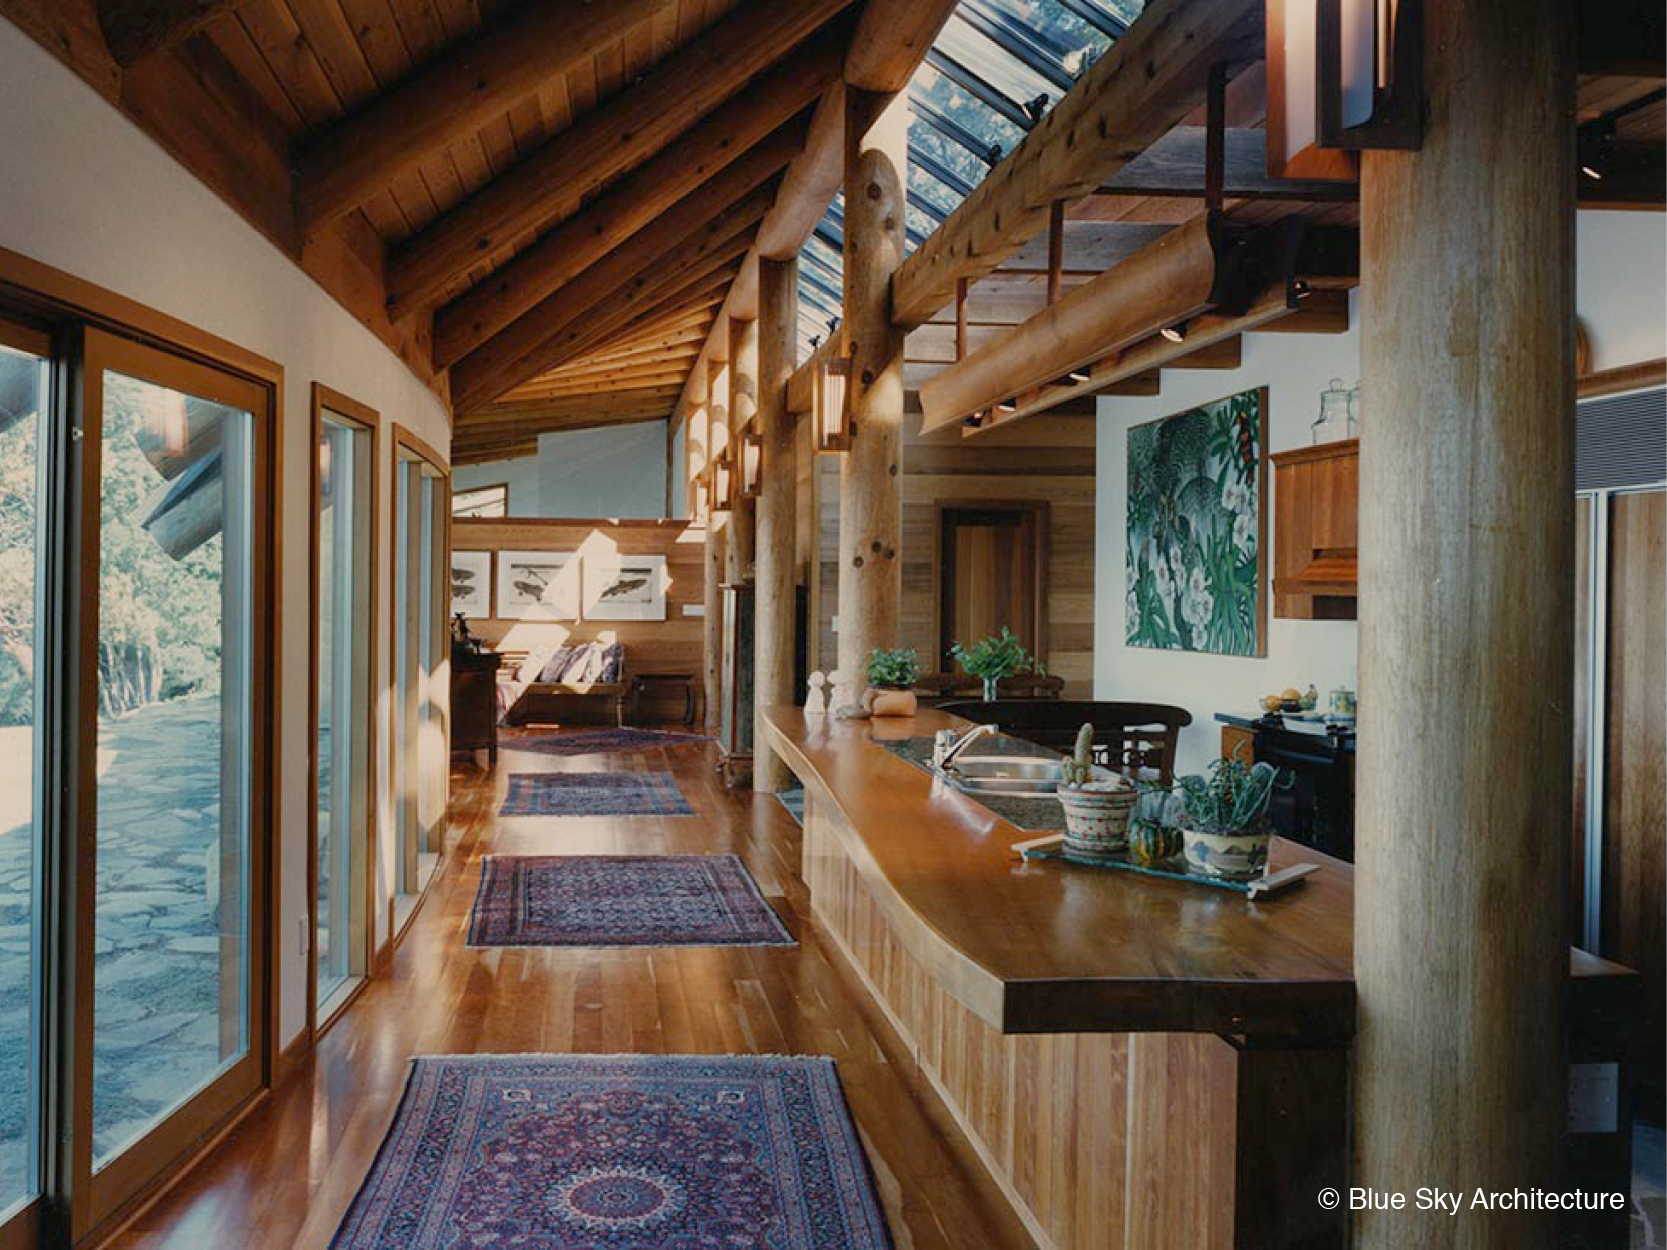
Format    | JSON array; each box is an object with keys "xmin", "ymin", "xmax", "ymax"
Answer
[
  {"xmin": 392, "ymin": 435, "xmax": 448, "ymax": 931},
  {"xmin": 0, "ymin": 321, "xmax": 49, "ymax": 1230},
  {"xmin": 313, "ymin": 389, "xmax": 377, "ymax": 1021},
  {"xmin": 0, "ymin": 294, "xmax": 275, "ymax": 1248}
]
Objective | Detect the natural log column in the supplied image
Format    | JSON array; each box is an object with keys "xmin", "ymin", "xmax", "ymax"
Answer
[
  {"xmin": 1354, "ymin": 2, "xmax": 1574, "ymax": 1246},
  {"xmin": 703, "ymin": 354, "xmax": 730, "ymax": 733},
  {"xmin": 753, "ymin": 258, "xmax": 799, "ymax": 792},
  {"xmin": 727, "ymin": 315, "xmax": 759, "ymax": 583},
  {"xmin": 835, "ymin": 89, "xmax": 909, "ymax": 687}
]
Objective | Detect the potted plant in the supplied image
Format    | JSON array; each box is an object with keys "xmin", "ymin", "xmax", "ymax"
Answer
[
  {"xmin": 1168, "ymin": 757, "xmax": 1285, "ymax": 880},
  {"xmin": 949, "ymin": 627, "xmax": 1043, "ymax": 701},
  {"xmin": 863, "ymin": 647, "xmax": 920, "ymax": 717},
  {"xmin": 1056, "ymin": 724, "xmax": 1136, "ymax": 857}
]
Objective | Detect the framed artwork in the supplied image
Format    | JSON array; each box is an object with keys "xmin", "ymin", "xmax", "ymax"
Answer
[
  {"xmin": 1125, "ymin": 386, "xmax": 1267, "ymax": 657},
  {"xmin": 582, "ymin": 552, "xmax": 667, "ymax": 621},
  {"xmin": 450, "ymin": 549, "xmax": 492, "ymax": 616},
  {"xmin": 495, "ymin": 549, "xmax": 580, "ymax": 620}
]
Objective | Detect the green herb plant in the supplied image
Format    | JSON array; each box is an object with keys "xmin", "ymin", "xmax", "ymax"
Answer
[{"xmin": 865, "ymin": 646, "xmax": 921, "ymax": 690}]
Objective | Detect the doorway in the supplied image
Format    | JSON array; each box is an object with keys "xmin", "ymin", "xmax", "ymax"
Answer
[{"xmin": 935, "ymin": 502, "xmax": 1049, "ymax": 672}]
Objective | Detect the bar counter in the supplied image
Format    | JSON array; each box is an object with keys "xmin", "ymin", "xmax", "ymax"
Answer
[{"xmin": 763, "ymin": 707, "xmax": 1638, "ymax": 1250}]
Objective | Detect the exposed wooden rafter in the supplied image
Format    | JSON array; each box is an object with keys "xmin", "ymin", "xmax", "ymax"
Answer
[
  {"xmin": 891, "ymin": 0, "xmax": 1265, "ymax": 329},
  {"xmin": 384, "ymin": 0, "xmax": 854, "ymax": 318},
  {"xmin": 431, "ymin": 39, "xmax": 839, "ymax": 366},
  {"xmin": 93, "ymin": 0, "xmax": 237, "ymax": 66},
  {"xmin": 449, "ymin": 185, "xmax": 775, "ymax": 411},
  {"xmin": 295, "ymin": 0, "xmax": 668, "ymax": 232}
]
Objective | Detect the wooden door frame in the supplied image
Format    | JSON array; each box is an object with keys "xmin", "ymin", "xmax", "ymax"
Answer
[
  {"xmin": 71, "ymin": 326, "xmax": 277, "ymax": 1244},
  {"xmin": 0, "ymin": 246, "xmax": 284, "ymax": 1249},
  {"xmin": 307, "ymin": 384, "xmax": 381, "ymax": 1040},
  {"xmin": 388, "ymin": 426, "xmax": 450, "ymax": 954},
  {"xmin": 931, "ymin": 499, "xmax": 1051, "ymax": 673}
]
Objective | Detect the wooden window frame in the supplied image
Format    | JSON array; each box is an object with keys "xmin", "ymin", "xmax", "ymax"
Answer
[
  {"xmin": 0, "ymin": 245, "xmax": 285, "ymax": 1248},
  {"xmin": 388, "ymin": 426, "xmax": 450, "ymax": 949},
  {"xmin": 308, "ymin": 384, "xmax": 381, "ymax": 1039}
]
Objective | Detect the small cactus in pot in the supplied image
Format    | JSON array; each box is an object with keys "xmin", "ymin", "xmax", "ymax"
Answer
[{"xmin": 1055, "ymin": 723, "xmax": 1135, "ymax": 858}]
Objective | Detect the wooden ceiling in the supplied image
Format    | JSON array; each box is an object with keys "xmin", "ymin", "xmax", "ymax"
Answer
[{"xmin": 1, "ymin": 0, "xmax": 1659, "ymax": 464}]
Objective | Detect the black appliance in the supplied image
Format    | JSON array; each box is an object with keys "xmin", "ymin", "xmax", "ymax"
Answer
[{"xmin": 1251, "ymin": 716, "xmax": 1355, "ymax": 862}]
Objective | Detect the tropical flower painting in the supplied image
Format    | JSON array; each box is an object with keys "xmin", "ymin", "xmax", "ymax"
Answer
[{"xmin": 1125, "ymin": 387, "xmax": 1267, "ymax": 657}]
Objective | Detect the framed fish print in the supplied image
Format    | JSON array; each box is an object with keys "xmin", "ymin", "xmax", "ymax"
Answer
[
  {"xmin": 582, "ymin": 552, "xmax": 667, "ymax": 621},
  {"xmin": 495, "ymin": 549, "xmax": 580, "ymax": 620},
  {"xmin": 450, "ymin": 550, "xmax": 491, "ymax": 617}
]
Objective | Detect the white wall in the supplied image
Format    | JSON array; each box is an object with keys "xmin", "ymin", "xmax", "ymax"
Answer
[
  {"xmin": 453, "ymin": 453, "xmax": 540, "ymax": 516},
  {"xmin": 0, "ymin": 19, "xmax": 452, "ymax": 1055},
  {"xmin": 536, "ymin": 420, "xmax": 668, "ymax": 517},
  {"xmin": 1095, "ymin": 212, "xmax": 1666, "ymax": 777},
  {"xmin": 1095, "ymin": 294, "xmax": 1362, "ymax": 776},
  {"xmin": 1576, "ymin": 212, "xmax": 1667, "ymax": 372}
]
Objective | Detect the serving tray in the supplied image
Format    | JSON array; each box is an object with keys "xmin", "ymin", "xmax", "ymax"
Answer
[{"xmin": 1010, "ymin": 833, "xmax": 1317, "ymax": 900}]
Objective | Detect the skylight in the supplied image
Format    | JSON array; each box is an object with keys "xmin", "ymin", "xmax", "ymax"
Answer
[{"xmin": 796, "ymin": 0, "xmax": 1137, "ymax": 355}]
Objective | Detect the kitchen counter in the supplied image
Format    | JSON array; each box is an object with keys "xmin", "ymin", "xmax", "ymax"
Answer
[{"xmin": 762, "ymin": 705, "xmax": 1639, "ymax": 1250}]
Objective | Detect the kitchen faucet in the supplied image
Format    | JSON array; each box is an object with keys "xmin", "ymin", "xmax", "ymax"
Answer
[{"xmin": 932, "ymin": 723, "xmax": 999, "ymax": 772}]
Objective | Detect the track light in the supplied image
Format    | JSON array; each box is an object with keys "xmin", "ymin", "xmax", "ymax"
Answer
[
  {"xmin": 1067, "ymin": 368, "xmax": 1091, "ymax": 384},
  {"xmin": 1160, "ymin": 322, "xmax": 1188, "ymax": 344}
]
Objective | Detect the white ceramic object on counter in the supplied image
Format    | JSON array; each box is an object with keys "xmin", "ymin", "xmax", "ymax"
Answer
[{"xmin": 1058, "ymin": 781, "xmax": 1137, "ymax": 857}]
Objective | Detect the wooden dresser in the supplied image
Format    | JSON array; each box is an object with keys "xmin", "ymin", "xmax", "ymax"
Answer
[{"xmin": 450, "ymin": 649, "xmax": 501, "ymax": 763}]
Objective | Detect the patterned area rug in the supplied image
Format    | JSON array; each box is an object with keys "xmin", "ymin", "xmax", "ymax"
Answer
[
  {"xmin": 512, "ymin": 727, "xmax": 712, "ymax": 758},
  {"xmin": 499, "ymin": 771, "xmax": 695, "ymax": 817},
  {"xmin": 330, "ymin": 1054, "xmax": 892, "ymax": 1250},
  {"xmin": 468, "ymin": 855, "xmax": 794, "ymax": 948}
]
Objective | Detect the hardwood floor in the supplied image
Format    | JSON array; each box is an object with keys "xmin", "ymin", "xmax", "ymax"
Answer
[{"xmin": 104, "ymin": 733, "xmax": 1035, "ymax": 1250}]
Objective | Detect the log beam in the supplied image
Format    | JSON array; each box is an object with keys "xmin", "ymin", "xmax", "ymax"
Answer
[
  {"xmin": 450, "ymin": 191, "xmax": 769, "ymax": 410},
  {"xmin": 753, "ymin": 257, "xmax": 798, "ymax": 792},
  {"xmin": 1354, "ymin": 1, "xmax": 1575, "ymax": 1244},
  {"xmin": 385, "ymin": 0, "xmax": 853, "ymax": 316},
  {"xmin": 432, "ymin": 46, "xmax": 833, "ymax": 365},
  {"xmin": 834, "ymin": 89, "xmax": 908, "ymax": 685},
  {"xmin": 94, "ymin": 0, "xmax": 237, "ymax": 67},
  {"xmin": 703, "ymin": 356, "xmax": 730, "ymax": 732},
  {"xmin": 296, "ymin": 0, "xmax": 666, "ymax": 231},
  {"xmin": 891, "ymin": 0, "xmax": 1263, "ymax": 328}
]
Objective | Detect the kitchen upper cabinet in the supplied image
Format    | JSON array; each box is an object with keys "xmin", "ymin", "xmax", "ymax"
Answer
[{"xmin": 1272, "ymin": 438, "xmax": 1358, "ymax": 619}]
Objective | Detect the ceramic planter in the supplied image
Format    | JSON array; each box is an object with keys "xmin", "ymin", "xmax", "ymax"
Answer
[
  {"xmin": 864, "ymin": 686, "xmax": 918, "ymax": 717},
  {"xmin": 1180, "ymin": 827, "xmax": 1271, "ymax": 880},
  {"xmin": 1057, "ymin": 782, "xmax": 1136, "ymax": 856}
]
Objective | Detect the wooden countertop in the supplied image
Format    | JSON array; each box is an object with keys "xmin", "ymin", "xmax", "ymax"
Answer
[{"xmin": 764, "ymin": 707, "xmax": 1637, "ymax": 1042}]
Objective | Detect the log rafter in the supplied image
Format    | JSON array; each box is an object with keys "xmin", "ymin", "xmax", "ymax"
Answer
[{"xmin": 385, "ymin": 0, "xmax": 854, "ymax": 318}]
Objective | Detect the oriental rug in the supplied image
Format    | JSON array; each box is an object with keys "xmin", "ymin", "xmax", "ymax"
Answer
[
  {"xmin": 330, "ymin": 1054, "xmax": 892, "ymax": 1249},
  {"xmin": 499, "ymin": 770, "xmax": 694, "ymax": 817},
  {"xmin": 467, "ymin": 854, "xmax": 794, "ymax": 948},
  {"xmin": 512, "ymin": 727, "xmax": 712, "ymax": 758}
]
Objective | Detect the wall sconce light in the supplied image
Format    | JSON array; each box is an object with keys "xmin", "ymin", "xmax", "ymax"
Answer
[
  {"xmin": 740, "ymin": 430, "xmax": 763, "ymax": 498},
  {"xmin": 1315, "ymin": 0, "xmax": 1422, "ymax": 150},
  {"xmin": 815, "ymin": 347, "xmax": 853, "ymax": 454},
  {"xmin": 712, "ymin": 452, "xmax": 734, "ymax": 513},
  {"xmin": 1267, "ymin": 0, "xmax": 1421, "ymax": 180}
]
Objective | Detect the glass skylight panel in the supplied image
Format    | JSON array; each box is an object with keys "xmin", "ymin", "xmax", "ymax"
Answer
[{"xmin": 938, "ymin": 16, "xmax": 1061, "ymax": 112}]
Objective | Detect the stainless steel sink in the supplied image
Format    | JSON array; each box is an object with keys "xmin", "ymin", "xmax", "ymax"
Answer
[{"xmin": 935, "ymin": 754, "xmax": 1114, "ymax": 799}]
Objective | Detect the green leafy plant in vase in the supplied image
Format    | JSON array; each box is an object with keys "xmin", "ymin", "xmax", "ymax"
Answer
[
  {"xmin": 863, "ymin": 646, "xmax": 921, "ymax": 717},
  {"xmin": 1055, "ymin": 724, "xmax": 1136, "ymax": 857},
  {"xmin": 949, "ymin": 627, "xmax": 1044, "ymax": 701},
  {"xmin": 1167, "ymin": 757, "xmax": 1286, "ymax": 880}
]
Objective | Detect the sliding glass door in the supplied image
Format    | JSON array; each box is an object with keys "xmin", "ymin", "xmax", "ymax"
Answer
[
  {"xmin": 391, "ymin": 441, "xmax": 448, "ymax": 930},
  {"xmin": 0, "ymin": 321, "xmax": 50, "ymax": 1244},
  {"xmin": 314, "ymin": 402, "xmax": 375, "ymax": 1019},
  {"xmin": 72, "ymin": 328, "xmax": 268, "ymax": 1236}
]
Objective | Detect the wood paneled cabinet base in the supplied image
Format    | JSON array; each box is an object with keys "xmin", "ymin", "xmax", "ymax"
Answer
[{"xmin": 1272, "ymin": 439, "xmax": 1358, "ymax": 619}]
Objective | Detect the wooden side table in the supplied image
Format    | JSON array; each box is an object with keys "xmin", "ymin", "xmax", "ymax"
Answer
[
  {"xmin": 628, "ymin": 673, "xmax": 698, "ymax": 728},
  {"xmin": 451, "ymin": 649, "xmax": 502, "ymax": 763}
]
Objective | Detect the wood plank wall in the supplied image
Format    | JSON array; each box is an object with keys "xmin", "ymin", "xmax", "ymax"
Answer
[
  {"xmin": 815, "ymin": 414, "xmax": 1096, "ymax": 692},
  {"xmin": 453, "ymin": 516, "xmax": 704, "ymax": 721}
]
